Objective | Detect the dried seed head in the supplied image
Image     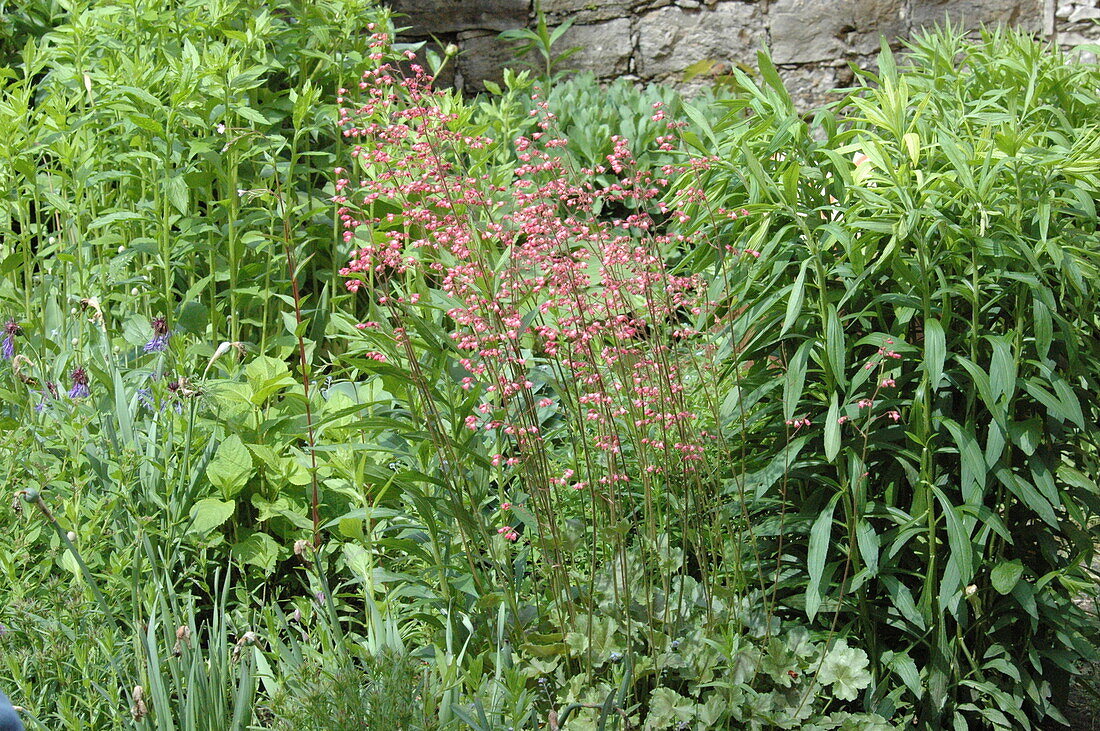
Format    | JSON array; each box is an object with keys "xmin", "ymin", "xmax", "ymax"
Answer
[
  {"xmin": 11, "ymin": 354, "xmax": 36, "ymax": 383},
  {"xmin": 232, "ymin": 631, "xmax": 259, "ymax": 661},
  {"xmin": 80, "ymin": 297, "xmax": 104, "ymax": 324},
  {"xmin": 131, "ymin": 686, "xmax": 147, "ymax": 721},
  {"xmin": 172, "ymin": 625, "xmax": 192, "ymax": 656}
]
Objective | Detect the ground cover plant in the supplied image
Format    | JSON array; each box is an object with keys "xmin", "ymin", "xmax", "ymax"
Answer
[{"xmin": 1, "ymin": 2, "xmax": 1099, "ymax": 729}]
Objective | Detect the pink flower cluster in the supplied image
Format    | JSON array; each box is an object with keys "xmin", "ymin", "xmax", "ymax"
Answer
[{"xmin": 334, "ymin": 35, "xmax": 732, "ymax": 510}]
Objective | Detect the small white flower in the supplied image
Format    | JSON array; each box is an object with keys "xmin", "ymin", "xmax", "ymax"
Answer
[{"xmin": 216, "ymin": 122, "xmax": 226, "ymax": 134}]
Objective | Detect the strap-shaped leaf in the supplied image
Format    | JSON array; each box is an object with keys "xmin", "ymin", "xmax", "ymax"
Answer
[{"xmin": 806, "ymin": 493, "xmax": 840, "ymax": 622}]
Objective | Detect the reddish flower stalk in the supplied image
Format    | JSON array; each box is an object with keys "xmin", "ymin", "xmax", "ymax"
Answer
[{"xmin": 333, "ymin": 33, "xmax": 743, "ymax": 610}]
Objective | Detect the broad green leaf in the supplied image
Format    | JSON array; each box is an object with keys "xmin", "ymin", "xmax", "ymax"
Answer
[
  {"xmin": 991, "ymin": 560, "xmax": 1024, "ymax": 595},
  {"xmin": 1050, "ymin": 375, "xmax": 1085, "ymax": 428},
  {"xmin": 819, "ymin": 640, "xmax": 871, "ymax": 701},
  {"xmin": 903, "ymin": 131, "xmax": 920, "ymax": 165},
  {"xmin": 206, "ymin": 434, "xmax": 253, "ymax": 498},
  {"xmin": 245, "ymin": 355, "xmax": 292, "ymax": 389},
  {"xmin": 189, "ymin": 498, "xmax": 235, "ymax": 533},
  {"xmin": 175, "ymin": 300, "xmax": 209, "ymax": 335},
  {"xmin": 343, "ymin": 543, "xmax": 371, "ymax": 581},
  {"xmin": 648, "ymin": 688, "xmax": 696, "ymax": 728},
  {"xmin": 165, "ymin": 175, "xmax": 188, "ymax": 215},
  {"xmin": 232, "ymin": 531, "xmax": 279, "ymax": 573}
]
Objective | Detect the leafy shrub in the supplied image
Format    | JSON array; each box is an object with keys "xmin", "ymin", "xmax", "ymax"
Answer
[
  {"xmin": 269, "ymin": 651, "xmax": 433, "ymax": 730},
  {"xmin": 676, "ymin": 27, "xmax": 1100, "ymax": 727}
]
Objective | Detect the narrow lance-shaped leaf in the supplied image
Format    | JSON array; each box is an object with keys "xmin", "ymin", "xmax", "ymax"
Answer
[
  {"xmin": 806, "ymin": 493, "xmax": 840, "ymax": 622},
  {"xmin": 783, "ymin": 338, "xmax": 814, "ymax": 422},
  {"xmin": 924, "ymin": 317, "xmax": 945, "ymax": 390}
]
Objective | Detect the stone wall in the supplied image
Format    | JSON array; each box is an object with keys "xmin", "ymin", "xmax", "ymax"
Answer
[{"xmin": 388, "ymin": 0, "xmax": 1100, "ymax": 107}]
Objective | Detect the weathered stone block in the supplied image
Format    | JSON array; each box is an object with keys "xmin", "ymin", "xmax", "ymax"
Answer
[
  {"xmin": 557, "ymin": 18, "xmax": 634, "ymax": 76},
  {"xmin": 388, "ymin": 0, "xmax": 529, "ymax": 36},
  {"xmin": 769, "ymin": 0, "xmax": 905, "ymax": 65},
  {"xmin": 542, "ymin": 0, "xmax": 635, "ymax": 24},
  {"xmin": 455, "ymin": 31, "xmax": 519, "ymax": 92},
  {"xmin": 1068, "ymin": 4, "xmax": 1100, "ymax": 22},
  {"xmin": 908, "ymin": 0, "xmax": 1044, "ymax": 33},
  {"xmin": 636, "ymin": 1, "xmax": 763, "ymax": 79},
  {"xmin": 777, "ymin": 63, "xmax": 841, "ymax": 110}
]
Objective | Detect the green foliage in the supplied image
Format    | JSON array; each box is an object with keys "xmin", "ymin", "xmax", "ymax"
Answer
[
  {"xmin": 498, "ymin": 7, "xmax": 580, "ymax": 83},
  {"xmin": 0, "ymin": 9, "xmax": 1097, "ymax": 731},
  {"xmin": 678, "ymin": 25, "xmax": 1100, "ymax": 728},
  {"xmin": 267, "ymin": 644, "xmax": 435, "ymax": 730}
]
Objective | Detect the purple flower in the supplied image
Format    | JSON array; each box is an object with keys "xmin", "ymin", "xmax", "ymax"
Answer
[
  {"xmin": 136, "ymin": 387, "xmax": 155, "ymax": 409},
  {"xmin": 33, "ymin": 386, "xmax": 54, "ymax": 412},
  {"xmin": 2, "ymin": 320, "xmax": 20, "ymax": 360},
  {"xmin": 69, "ymin": 367, "xmax": 90, "ymax": 399},
  {"xmin": 143, "ymin": 317, "xmax": 171, "ymax": 353}
]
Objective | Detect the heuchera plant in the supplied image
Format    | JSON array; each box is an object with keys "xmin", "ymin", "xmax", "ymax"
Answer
[{"xmin": 335, "ymin": 25, "xmax": 727, "ymax": 584}]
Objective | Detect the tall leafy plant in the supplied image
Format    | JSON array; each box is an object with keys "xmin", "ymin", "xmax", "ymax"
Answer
[{"xmin": 680, "ymin": 27, "xmax": 1100, "ymax": 727}]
